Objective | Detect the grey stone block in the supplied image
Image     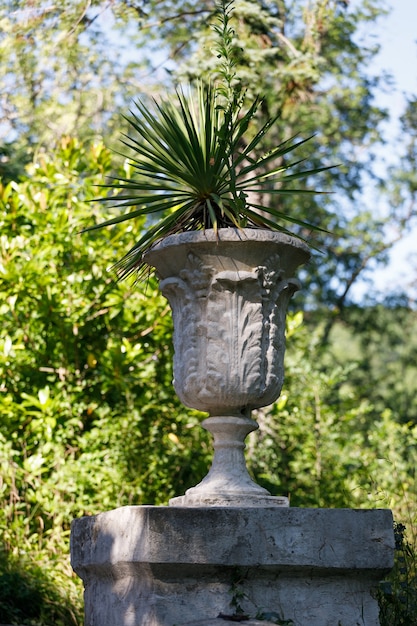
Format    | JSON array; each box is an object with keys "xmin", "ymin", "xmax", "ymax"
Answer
[{"xmin": 71, "ymin": 506, "xmax": 394, "ymax": 626}]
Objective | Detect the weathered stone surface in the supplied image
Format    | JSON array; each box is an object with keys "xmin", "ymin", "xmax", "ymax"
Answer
[
  {"xmin": 169, "ymin": 415, "xmax": 289, "ymax": 507},
  {"xmin": 71, "ymin": 506, "xmax": 394, "ymax": 626},
  {"xmin": 144, "ymin": 229, "xmax": 309, "ymax": 506},
  {"xmin": 144, "ymin": 229, "xmax": 309, "ymax": 415},
  {"xmin": 182, "ymin": 617, "xmax": 276, "ymax": 626}
]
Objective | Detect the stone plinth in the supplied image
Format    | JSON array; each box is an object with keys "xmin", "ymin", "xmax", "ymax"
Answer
[{"xmin": 70, "ymin": 506, "xmax": 394, "ymax": 626}]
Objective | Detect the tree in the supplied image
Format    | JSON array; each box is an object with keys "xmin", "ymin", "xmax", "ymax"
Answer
[
  {"xmin": 319, "ymin": 302, "xmax": 417, "ymax": 425},
  {"xmin": 2, "ymin": 0, "xmax": 412, "ymax": 312},
  {"xmin": 379, "ymin": 96, "xmax": 417, "ymax": 300},
  {"xmin": 0, "ymin": 0, "xmax": 164, "ymax": 180},
  {"xmin": 140, "ymin": 0, "xmax": 396, "ymax": 311}
]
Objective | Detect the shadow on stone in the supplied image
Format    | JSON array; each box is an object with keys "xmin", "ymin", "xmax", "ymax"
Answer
[{"xmin": 71, "ymin": 505, "xmax": 395, "ymax": 626}]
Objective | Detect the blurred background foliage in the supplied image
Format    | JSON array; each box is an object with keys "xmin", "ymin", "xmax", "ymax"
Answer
[{"xmin": 0, "ymin": 0, "xmax": 417, "ymax": 624}]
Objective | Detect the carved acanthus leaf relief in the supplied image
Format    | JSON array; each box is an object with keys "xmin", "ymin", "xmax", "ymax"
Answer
[
  {"xmin": 160, "ymin": 250, "xmax": 299, "ymax": 414},
  {"xmin": 159, "ymin": 252, "xmax": 212, "ymax": 408},
  {"xmin": 258, "ymin": 255, "xmax": 300, "ymax": 405},
  {"xmin": 203, "ymin": 271, "xmax": 263, "ymax": 410}
]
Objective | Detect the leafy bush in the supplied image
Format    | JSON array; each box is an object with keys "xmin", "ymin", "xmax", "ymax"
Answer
[
  {"xmin": 0, "ymin": 137, "xmax": 211, "ymax": 624},
  {"xmin": 248, "ymin": 313, "xmax": 417, "ymax": 522},
  {"xmin": 378, "ymin": 523, "xmax": 417, "ymax": 626},
  {"xmin": 0, "ymin": 549, "xmax": 79, "ymax": 626}
]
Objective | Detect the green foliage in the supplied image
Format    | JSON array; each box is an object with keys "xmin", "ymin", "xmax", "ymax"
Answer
[
  {"xmin": 0, "ymin": 0, "xmax": 156, "ymax": 163},
  {"xmin": 378, "ymin": 523, "xmax": 417, "ymax": 626},
  {"xmin": 247, "ymin": 312, "xmax": 417, "ymax": 526},
  {"xmin": 0, "ymin": 548, "xmax": 79, "ymax": 626},
  {"xmin": 0, "ymin": 137, "xmax": 211, "ymax": 624},
  {"xmin": 323, "ymin": 303, "xmax": 417, "ymax": 424}
]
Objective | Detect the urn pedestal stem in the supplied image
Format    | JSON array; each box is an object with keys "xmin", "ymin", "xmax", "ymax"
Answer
[{"xmin": 170, "ymin": 414, "xmax": 289, "ymax": 507}]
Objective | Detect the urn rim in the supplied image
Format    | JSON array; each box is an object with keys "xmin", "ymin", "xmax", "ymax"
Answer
[
  {"xmin": 146, "ymin": 227, "xmax": 310, "ymax": 256},
  {"xmin": 144, "ymin": 228, "xmax": 311, "ymax": 277}
]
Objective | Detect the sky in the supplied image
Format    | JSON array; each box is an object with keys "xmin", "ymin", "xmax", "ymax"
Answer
[
  {"xmin": 376, "ymin": 0, "xmax": 417, "ymax": 97},
  {"xmin": 360, "ymin": 0, "xmax": 417, "ymax": 300}
]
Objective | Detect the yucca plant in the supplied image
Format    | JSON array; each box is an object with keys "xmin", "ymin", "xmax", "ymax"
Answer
[{"xmin": 85, "ymin": 0, "xmax": 330, "ymax": 280}]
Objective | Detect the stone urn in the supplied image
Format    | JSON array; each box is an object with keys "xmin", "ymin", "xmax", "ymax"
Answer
[{"xmin": 144, "ymin": 228, "xmax": 310, "ymax": 506}]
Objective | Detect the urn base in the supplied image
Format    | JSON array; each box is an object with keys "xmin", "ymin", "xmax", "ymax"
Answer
[
  {"xmin": 169, "ymin": 414, "xmax": 289, "ymax": 507},
  {"xmin": 169, "ymin": 493, "xmax": 289, "ymax": 507}
]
